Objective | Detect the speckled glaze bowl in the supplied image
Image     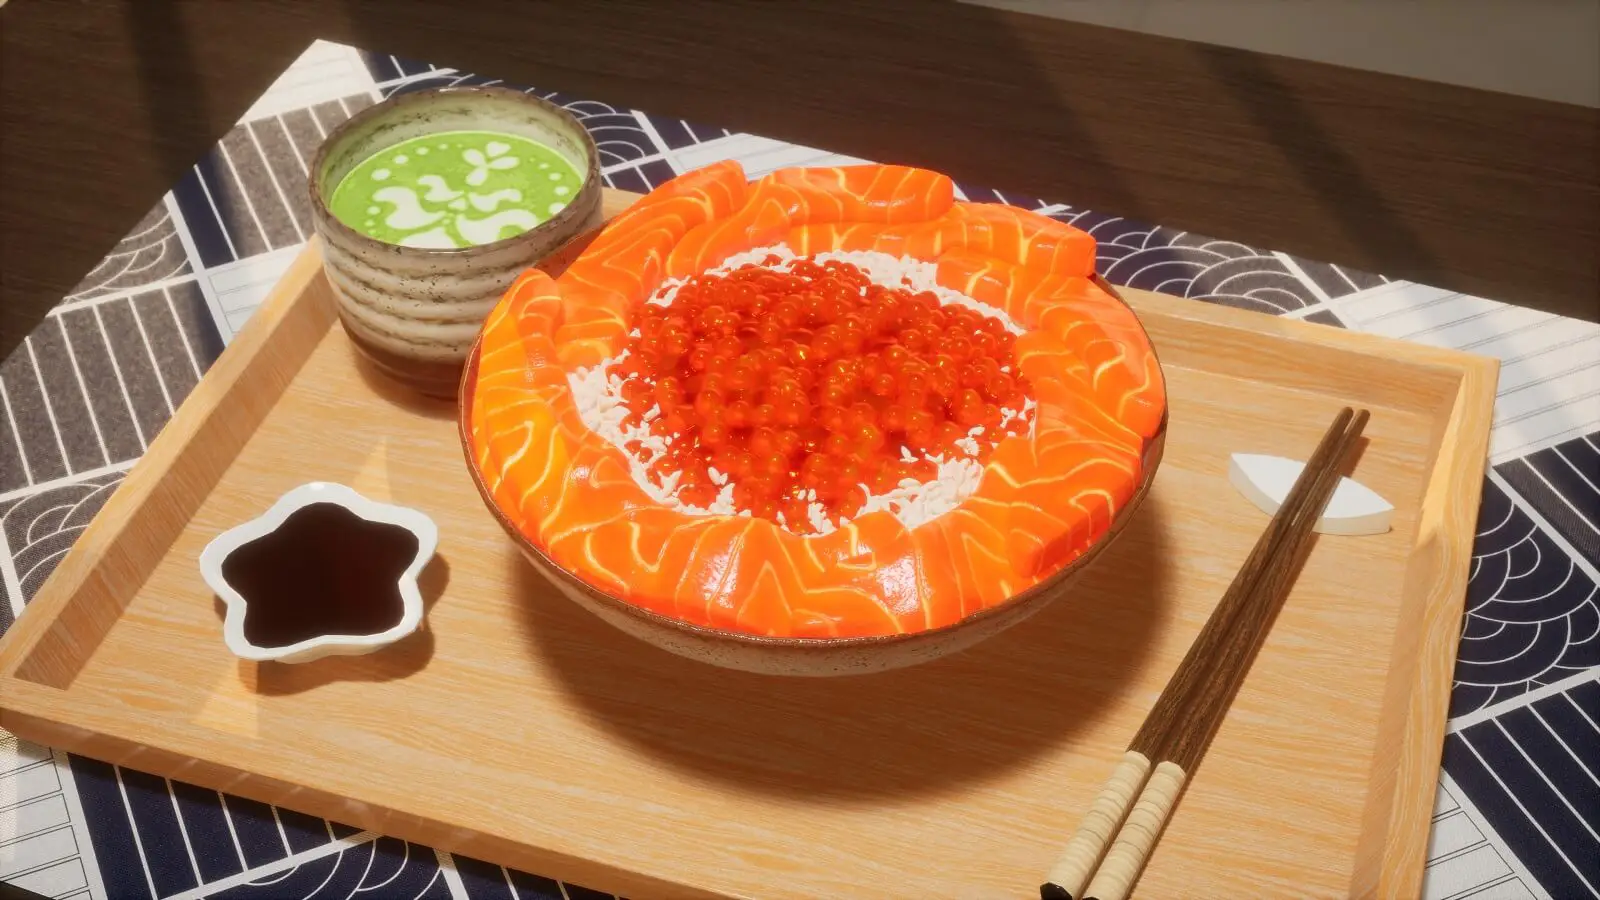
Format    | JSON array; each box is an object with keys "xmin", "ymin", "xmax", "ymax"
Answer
[
  {"xmin": 310, "ymin": 86, "xmax": 602, "ymax": 398},
  {"xmin": 457, "ymin": 273, "xmax": 1168, "ymax": 677}
]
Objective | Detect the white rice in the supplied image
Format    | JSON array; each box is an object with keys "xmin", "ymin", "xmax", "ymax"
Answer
[{"xmin": 571, "ymin": 244, "xmax": 1035, "ymax": 535}]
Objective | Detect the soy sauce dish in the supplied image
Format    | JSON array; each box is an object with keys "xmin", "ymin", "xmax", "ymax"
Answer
[{"xmin": 199, "ymin": 482, "xmax": 439, "ymax": 664}]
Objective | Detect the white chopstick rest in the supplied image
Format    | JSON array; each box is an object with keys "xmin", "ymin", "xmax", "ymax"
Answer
[{"xmin": 1228, "ymin": 453, "xmax": 1393, "ymax": 536}]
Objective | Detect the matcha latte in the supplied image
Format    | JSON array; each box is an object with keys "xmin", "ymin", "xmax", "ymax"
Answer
[{"xmin": 328, "ymin": 130, "xmax": 584, "ymax": 249}]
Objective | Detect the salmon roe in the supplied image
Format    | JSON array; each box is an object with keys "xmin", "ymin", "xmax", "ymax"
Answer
[{"xmin": 614, "ymin": 255, "xmax": 1034, "ymax": 533}]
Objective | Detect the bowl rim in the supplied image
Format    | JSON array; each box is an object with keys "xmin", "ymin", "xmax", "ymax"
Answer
[
  {"xmin": 455, "ymin": 241, "xmax": 1169, "ymax": 649},
  {"xmin": 307, "ymin": 84, "xmax": 603, "ymax": 259}
]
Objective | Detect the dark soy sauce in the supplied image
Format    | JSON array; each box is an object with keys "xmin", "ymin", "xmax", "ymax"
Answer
[{"xmin": 219, "ymin": 502, "xmax": 421, "ymax": 649}]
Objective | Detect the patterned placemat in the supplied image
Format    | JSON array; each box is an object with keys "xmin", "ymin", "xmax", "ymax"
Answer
[{"xmin": 1, "ymin": 40, "xmax": 1595, "ymax": 900}]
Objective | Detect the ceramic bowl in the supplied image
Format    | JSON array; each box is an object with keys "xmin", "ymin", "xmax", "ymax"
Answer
[
  {"xmin": 309, "ymin": 86, "xmax": 603, "ymax": 398},
  {"xmin": 458, "ymin": 309, "xmax": 1168, "ymax": 677},
  {"xmin": 199, "ymin": 482, "xmax": 439, "ymax": 664}
]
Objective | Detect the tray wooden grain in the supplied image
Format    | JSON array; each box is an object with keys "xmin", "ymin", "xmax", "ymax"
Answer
[{"xmin": 0, "ymin": 189, "xmax": 1497, "ymax": 899}]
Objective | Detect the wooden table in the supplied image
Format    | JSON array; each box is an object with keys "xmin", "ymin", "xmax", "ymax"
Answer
[{"xmin": 1, "ymin": 0, "xmax": 1596, "ymax": 359}]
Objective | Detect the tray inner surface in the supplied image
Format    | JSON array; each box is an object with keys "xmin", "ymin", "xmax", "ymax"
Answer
[{"xmin": 6, "ymin": 257, "xmax": 1476, "ymax": 899}]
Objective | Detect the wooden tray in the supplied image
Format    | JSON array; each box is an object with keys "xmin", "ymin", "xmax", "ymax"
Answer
[{"xmin": 0, "ymin": 189, "xmax": 1497, "ymax": 899}]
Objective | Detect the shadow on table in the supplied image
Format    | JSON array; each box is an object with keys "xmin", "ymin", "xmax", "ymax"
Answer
[
  {"xmin": 351, "ymin": 348, "xmax": 460, "ymax": 422},
  {"xmin": 1193, "ymin": 44, "xmax": 1446, "ymax": 287},
  {"xmin": 514, "ymin": 496, "xmax": 1176, "ymax": 803},
  {"xmin": 331, "ymin": 0, "xmax": 1158, "ymax": 219}
]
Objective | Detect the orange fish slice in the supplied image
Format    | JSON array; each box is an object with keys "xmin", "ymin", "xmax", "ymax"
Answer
[
  {"xmin": 1015, "ymin": 329, "xmax": 1147, "ymax": 454},
  {"xmin": 577, "ymin": 506, "xmax": 718, "ymax": 615},
  {"xmin": 1033, "ymin": 304, "xmax": 1164, "ymax": 440},
  {"xmin": 553, "ymin": 290, "xmax": 632, "ymax": 370},
  {"xmin": 784, "ymin": 221, "xmax": 900, "ymax": 256},
  {"xmin": 941, "ymin": 203, "xmax": 1097, "ymax": 277},
  {"xmin": 593, "ymin": 159, "xmax": 748, "ymax": 247},
  {"xmin": 567, "ymin": 161, "xmax": 750, "ymax": 304},
  {"xmin": 539, "ymin": 433, "xmax": 663, "ymax": 589},
  {"xmin": 766, "ymin": 164, "xmax": 955, "ymax": 225},
  {"xmin": 704, "ymin": 518, "xmax": 908, "ymax": 637},
  {"xmin": 934, "ymin": 253, "xmax": 1164, "ymax": 439},
  {"xmin": 973, "ymin": 436, "xmax": 1074, "ymax": 576},
  {"xmin": 664, "ymin": 188, "xmax": 794, "ymax": 279},
  {"xmin": 934, "ymin": 251, "xmax": 1083, "ymax": 327},
  {"xmin": 799, "ymin": 513, "xmax": 929, "ymax": 634}
]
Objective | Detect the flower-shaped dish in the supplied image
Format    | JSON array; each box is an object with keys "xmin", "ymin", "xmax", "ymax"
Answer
[{"xmin": 199, "ymin": 482, "xmax": 439, "ymax": 664}]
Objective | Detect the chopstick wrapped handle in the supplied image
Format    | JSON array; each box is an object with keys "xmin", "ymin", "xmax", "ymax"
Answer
[
  {"xmin": 1041, "ymin": 751, "xmax": 1153, "ymax": 899},
  {"xmin": 1082, "ymin": 761, "xmax": 1189, "ymax": 900}
]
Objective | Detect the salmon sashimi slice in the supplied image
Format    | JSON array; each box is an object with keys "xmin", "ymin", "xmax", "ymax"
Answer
[
  {"xmin": 717, "ymin": 522, "xmax": 810, "ymax": 635},
  {"xmin": 695, "ymin": 518, "xmax": 904, "ymax": 637},
  {"xmin": 481, "ymin": 395, "xmax": 570, "ymax": 542},
  {"xmin": 565, "ymin": 163, "xmax": 749, "ymax": 304},
  {"xmin": 501, "ymin": 273, "xmax": 567, "ymax": 367},
  {"xmin": 480, "ymin": 269, "xmax": 560, "ymax": 356},
  {"xmin": 553, "ymin": 290, "xmax": 631, "ymax": 370},
  {"xmin": 1033, "ymin": 286, "xmax": 1165, "ymax": 440},
  {"xmin": 664, "ymin": 188, "xmax": 795, "ymax": 280},
  {"xmin": 869, "ymin": 217, "xmax": 956, "ymax": 259},
  {"xmin": 477, "ymin": 320, "xmax": 587, "ymax": 441},
  {"xmin": 973, "ymin": 436, "xmax": 1072, "ymax": 576},
  {"xmin": 976, "ymin": 425, "xmax": 1140, "ymax": 577},
  {"xmin": 764, "ymin": 165, "xmax": 954, "ymax": 225},
  {"xmin": 937, "ymin": 203, "xmax": 1096, "ymax": 277},
  {"xmin": 899, "ymin": 515, "xmax": 977, "ymax": 630},
  {"xmin": 1011, "ymin": 422, "xmax": 1139, "ymax": 570},
  {"xmin": 573, "ymin": 507, "xmax": 716, "ymax": 616},
  {"xmin": 559, "ymin": 225, "xmax": 673, "ymax": 313},
  {"xmin": 668, "ymin": 516, "xmax": 757, "ymax": 629},
  {"xmin": 487, "ymin": 379, "xmax": 587, "ymax": 475},
  {"xmin": 538, "ymin": 433, "xmax": 663, "ymax": 591},
  {"xmin": 1017, "ymin": 436, "xmax": 1140, "ymax": 574},
  {"xmin": 935, "ymin": 252, "xmax": 1164, "ymax": 439},
  {"xmin": 1015, "ymin": 329, "xmax": 1146, "ymax": 455},
  {"xmin": 475, "ymin": 270, "xmax": 568, "ymax": 393},
  {"xmin": 931, "ymin": 497, "xmax": 1021, "ymax": 619},
  {"xmin": 665, "ymin": 164, "xmax": 954, "ymax": 277},
  {"xmin": 477, "ymin": 272, "xmax": 588, "ymax": 458},
  {"xmin": 477, "ymin": 295, "xmax": 590, "ymax": 537},
  {"xmin": 784, "ymin": 221, "xmax": 892, "ymax": 256},
  {"xmin": 467, "ymin": 372, "xmax": 510, "ymax": 500},
  {"xmin": 595, "ymin": 159, "xmax": 748, "ymax": 244},
  {"xmin": 1067, "ymin": 329, "xmax": 1164, "ymax": 440},
  {"xmin": 797, "ymin": 512, "xmax": 929, "ymax": 634},
  {"xmin": 471, "ymin": 387, "xmax": 573, "ymax": 560},
  {"xmin": 933, "ymin": 251, "xmax": 1084, "ymax": 327}
]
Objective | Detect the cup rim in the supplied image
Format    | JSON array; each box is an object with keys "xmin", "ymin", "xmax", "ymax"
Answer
[{"xmin": 307, "ymin": 84, "xmax": 603, "ymax": 258}]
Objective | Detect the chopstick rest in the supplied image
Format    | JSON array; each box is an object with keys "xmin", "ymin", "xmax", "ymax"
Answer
[{"xmin": 1229, "ymin": 452, "xmax": 1393, "ymax": 535}]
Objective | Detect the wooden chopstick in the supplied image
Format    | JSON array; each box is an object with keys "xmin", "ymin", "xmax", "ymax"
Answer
[{"xmin": 1041, "ymin": 407, "xmax": 1370, "ymax": 900}]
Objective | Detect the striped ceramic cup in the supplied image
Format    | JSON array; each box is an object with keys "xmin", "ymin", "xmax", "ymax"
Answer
[{"xmin": 309, "ymin": 86, "xmax": 602, "ymax": 398}]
